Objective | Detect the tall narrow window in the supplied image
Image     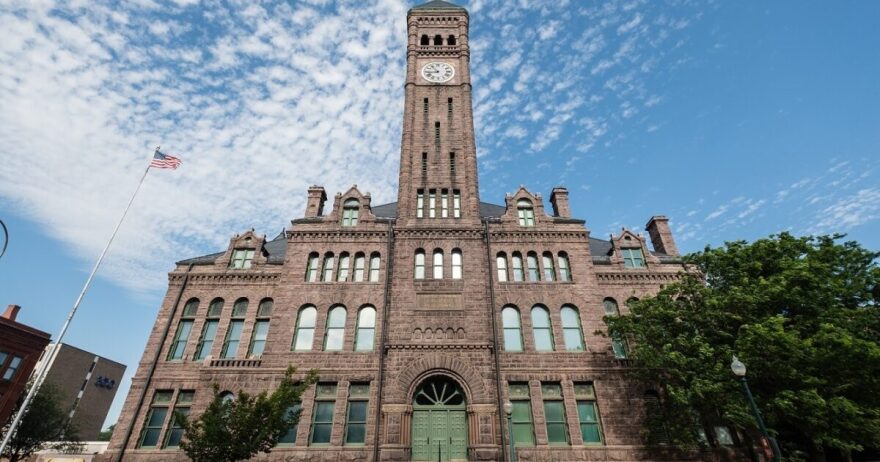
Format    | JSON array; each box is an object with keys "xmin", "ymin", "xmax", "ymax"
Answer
[
  {"xmin": 512, "ymin": 252, "xmax": 525, "ymax": 282},
  {"xmin": 603, "ymin": 298, "xmax": 620, "ymax": 316},
  {"xmin": 509, "ymin": 383, "xmax": 535, "ymax": 445},
  {"xmin": 502, "ymin": 306, "xmax": 523, "ymax": 351},
  {"xmin": 421, "ymin": 153, "xmax": 428, "ymax": 179},
  {"xmin": 248, "ymin": 319, "xmax": 270, "ymax": 358},
  {"xmin": 434, "ymin": 121, "xmax": 440, "ymax": 146},
  {"xmin": 575, "ymin": 383, "xmax": 603, "ymax": 444},
  {"xmin": 622, "ymin": 248, "xmax": 646, "ymax": 268},
  {"xmin": 428, "ymin": 189, "xmax": 436, "ymax": 218},
  {"xmin": 322, "ymin": 253, "xmax": 335, "ymax": 282},
  {"xmin": 423, "ymin": 97, "xmax": 428, "ymax": 113},
  {"xmin": 164, "ymin": 391, "xmax": 194, "ymax": 448},
  {"xmin": 414, "ymin": 249, "xmax": 426, "ymax": 279},
  {"xmin": 441, "ymin": 189, "xmax": 449, "ymax": 217},
  {"xmin": 542, "ymin": 383, "xmax": 569, "ymax": 445},
  {"xmin": 306, "ymin": 252, "xmax": 320, "ymax": 282},
  {"xmin": 310, "ymin": 384, "xmax": 337, "ymax": 445},
  {"xmin": 293, "ymin": 306, "xmax": 317, "ymax": 351},
  {"xmin": 355, "ymin": 306, "xmax": 376, "ymax": 351},
  {"xmin": 527, "ymin": 252, "xmax": 540, "ymax": 281},
  {"xmin": 208, "ymin": 298, "xmax": 223, "ymax": 317},
  {"xmin": 279, "ymin": 402, "xmax": 302, "ymax": 445},
  {"xmin": 603, "ymin": 298, "xmax": 628, "ymax": 358},
  {"xmin": 232, "ymin": 298, "xmax": 248, "ymax": 317},
  {"xmin": 230, "ymin": 248, "xmax": 255, "ymax": 269},
  {"xmin": 517, "ymin": 199, "xmax": 535, "ymax": 227},
  {"xmin": 324, "ymin": 306, "xmax": 347, "ymax": 351},
  {"xmin": 345, "ymin": 383, "xmax": 370, "ymax": 444},
  {"xmin": 369, "ymin": 253, "xmax": 381, "ymax": 282},
  {"xmin": 447, "ymin": 98, "xmax": 453, "ymax": 117},
  {"xmin": 182, "ymin": 298, "xmax": 199, "ymax": 317},
  {"xmin": 194, "ymin": 298, "xmax": 222, "ymax": 360},
  {"xmin": 451, "ymin": 249, "xmax": 462, "ymax": 279},
  {"xmin": 447, "ymin": 35, "xmax": 457, "ymax": 46},
  {"xmin": 221, "ymin": 315, "xmax": 244, "ymax": 359},
  {"xmin": 352, "ymin": 252, "xmax": 365, "ymax": 282},
  {"xmin": 531, "ymin": 306, "xmax": 554, "ymax": 351},
  {"xmin": 337, "ymin": 252, "xmax": 350, "ymax": 282},
  {"xmin": 416, "ymin": 189, "xmax": 425, "ymax": 218},
  {"xmin": 138, "ymin": 390, "xmax": 172, "ymax": 448},
  {"xmin": 558, "ymin": 252, "xmax": 572, "ymax": 282},
  {"xmin": 342, "ymin": 199, "xmax": 359, "ymax": 227},
  {"xmin": 420, "ymin": 35, "xmax": 429, "ymax": 46},
  {"xmin": 453, "ymin": 190, "xmax": 461, "ymax": 218},
  {"xmin": 167, "ymin": 318, "xmax": 193, "ymax": 361},
  {"xmin": 433, "ymin": 34, "xmax": 442, "ymax": 45},
  {"xmin": 542, "ymin": 251, "xmax": 556, "ymax": 281},
  {"xmin": 496, "ymin": 252, "xmax": 509, "ymax": 282},
  {"xmin": 433, "ymin": 249, "xmax": 444, "ymax": 279},
  {"xmin": 561, "ymin": 305, "xmax": 585, "ymax": 351},
  {"xmin": 449, "ymin": 152, "xmax": 456, "ymax": 176}
]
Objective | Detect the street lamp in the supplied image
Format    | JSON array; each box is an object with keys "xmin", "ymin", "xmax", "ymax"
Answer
[
  {"xmin": 503, "ymin": 400, "xmax": 516, "ymax": 462},
  {"xmin": 731, "ymin": 355, "xmax": 781, "ymax": 462}
]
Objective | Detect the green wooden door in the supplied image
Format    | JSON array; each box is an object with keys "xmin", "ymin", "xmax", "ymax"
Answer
[
  {"xmin": 412, "ymin": 411, "xmax": 432, "ymax": 461},
  {"xmin": 448, "ymin": 410, "xmax": 468, "ymax": 460},
  {"xmin": 411, "ymin": 377, "xmax": 469, "ymax": 461}
]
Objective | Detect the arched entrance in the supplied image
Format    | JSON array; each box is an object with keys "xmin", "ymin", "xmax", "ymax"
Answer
[{"xmin": 411, "ymin": 376, "xmax": 468, "ymax": 461}]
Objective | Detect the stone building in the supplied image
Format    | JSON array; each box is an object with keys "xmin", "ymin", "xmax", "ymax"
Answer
[{"xmin": 105, "ymin": 1, "xmax": 726, "ymax": 461}]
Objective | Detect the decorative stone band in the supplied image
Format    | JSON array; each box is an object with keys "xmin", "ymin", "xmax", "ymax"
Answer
[{"xmin": 594, "ymin": 272, "xmax": 681, "ymax": 284}]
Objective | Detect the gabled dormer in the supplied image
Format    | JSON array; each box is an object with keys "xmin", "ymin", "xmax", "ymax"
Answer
[
  {"xmin": 215, "ymin": 229, "xmax": 268, "ymax": 270},
  {"xmin": 609, "ymin": 229, "xmax": 660, "ymax": 268},
  {"xmin": 328, "ymin": 185, "xmax": 379, "ymax": 228},
  {"xmin": 499, "ymin": 186, "xmax": 551, "ymax": 227}
]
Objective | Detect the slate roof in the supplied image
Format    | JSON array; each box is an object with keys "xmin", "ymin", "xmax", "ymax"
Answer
[
  {"xmin": 410, "ymin": 0, "xmax": 466, "ymax": 11},
  {"xmin": 177, "ymin": 233, "xmax": 288, "ymax": 266}
]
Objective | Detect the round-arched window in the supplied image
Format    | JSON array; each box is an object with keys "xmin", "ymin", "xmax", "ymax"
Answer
[{"xmin": 413, "ymin": 376, "xmax": 465, "ymax": 407}]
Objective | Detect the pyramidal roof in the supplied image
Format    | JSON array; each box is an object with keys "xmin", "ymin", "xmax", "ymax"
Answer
[{"xmin": 411, "ymin": 0, "xmax": 466, "ymax": 11}]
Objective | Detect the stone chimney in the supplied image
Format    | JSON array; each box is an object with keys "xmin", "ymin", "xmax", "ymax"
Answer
[
  {"xmin": 3, "ymin": 304, "xmax": 21, "ymax": 321},
  {"xmin": 645, "ymin": 215, "xmax": 678, "ymax": 256},
  {"xmin": 305, "ymin": 186, "xmax": 327, "ymax": 218},
  {"xmin": 549, "ymin": 187, "xmax": 571, "ymax": 218}
]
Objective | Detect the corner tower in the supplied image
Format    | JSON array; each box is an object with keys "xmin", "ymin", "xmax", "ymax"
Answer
[{"xmin": 397, "ymin": 1, "xmax": 480, "ymax": 226}]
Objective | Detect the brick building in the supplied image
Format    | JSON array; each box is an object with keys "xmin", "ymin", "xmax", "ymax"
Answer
[
  {"xmin": 105, "ymin": 1, "xmax": 738, "ymax": 461},
  {"xmin": 0, "ymin": 304, "xmax": 51, "ymax": 426}
]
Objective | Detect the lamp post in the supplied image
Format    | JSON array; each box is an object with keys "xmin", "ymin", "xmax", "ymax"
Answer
[
  {"xmin": 731, "ymin": 355, "xmax": 781, "ymax": 462},
  {"xmin": 503, "ymin": 400, "xmax": 516, "ymax": 462}
]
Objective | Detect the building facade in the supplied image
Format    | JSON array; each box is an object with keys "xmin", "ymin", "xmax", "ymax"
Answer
[
  {"xmin": 106, "ymin": 2, "xmax": 736, "ymax": 461},
  {"xmin": 0, "ymin": 304, "xmax": 51, "ymax": 426}
]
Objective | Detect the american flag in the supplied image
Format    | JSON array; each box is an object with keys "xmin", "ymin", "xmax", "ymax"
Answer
[{"xmin": 150, "ymin": 150, "xmax": 182, "ymax": 169}]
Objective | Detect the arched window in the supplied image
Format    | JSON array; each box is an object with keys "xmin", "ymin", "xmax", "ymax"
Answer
[
  {"xmin": 324, "ymin": 306, "xmax": 347, "ymax": 351},
  {"xmin": 558, "ymin": 252, "xmax": 571, "ymax": 282},
  {"xmin": 322, "ymin": 253, "xmax": 335, "ymax": 282},
  {"xmin": 208, "ymin": 298, "xmax": 224, "ymax": 317},
  {"xmin": 512, "ymin": 252, "xmax": 525, "ymax": 282},
  {"xmin": 337, "ymin": 252, "xmax": 350, "ymax": 282},
  {"xmin": 531, "ymin": 306, "xmax": 554, "ymax": 351},
  {"xmin": 353, "ymin": 252, "xmax": 366, "ymax": 282},
  {"xmin": 433, "ymin": 249, "xmax": 444, "ymax": 279},
  {"xmin": 542, "ymin": 251, "xmax": 556, "ymax": 281},
  {"xmin": 603, "ymin": 298, "xmax": 620, "ymax": 316},
  {"xmin": 257, "ymin": 298, "xmax": 273, "ymax": 317},
  {"xmin": 496, "ymin": 252, "xmax": 508, "ymax": 282},
  {"xmin": 249, "ymin": 299, "xmax": 273, "ymax": 358},
  {"xmin": 451, "ymin": 249, "xmax": 462, "ymax": 279},
  {"xmin": 232, "ymin": 297, "xmax": 248, "ymax": 317},
  {"xmin": 219, "ymin": 391, "xmax": 235, "ymax": 404},
  {"xmin": 502, "ymin": 306, "xmax": 523, "ymax": 351},
  {"xmin": 420, "ymin": 34, "xmax": 429, "ymax": 45},
  {"xmin": 527, "ymin": 252, "xmax": 540, "ymax": 281},
  {"xmin": 222, "ymin": 299, "xmax": 248, "ymax": 358},
  {"xmin": 305, "ymin": 252, "xmax": 320, "ymax": 282},
  {"xmin": 369, "ymin": 252, "xmax": 381, "ymax": 282},
  {"xmin": 414, "ymin": 249, "xmax": 426, "ymax": 279},
  {"xmin": 517, "ymin": 199, "xmax": 535, "ymax": 227},
  {"xmin": 182, "ymin": 298, "xmax": 199, "ymax": 317},
  {"xmin": 293, "ymin": 306, "xmax": 317, "ymax": 351},
  {"xmin": 342, "ymin": 199, "xmax": 359, "ymax": 227},
  {"xmin": 603, "ymin": 298, "xmax": 627, "ymax": 358},
  {"xmin": 355, "ymin": 306, "xmax": 376, "ymax": 351},
  {"xmin": 447, "ymin": 34, "xmax": 456, "ymax": 45},
  {"xmin": 433, "ymin": 34, "xmax": 443, "ymax": 45},
  {"xmin": 561, "ymin": 305, "xmax": 584, "ymax": 351}
]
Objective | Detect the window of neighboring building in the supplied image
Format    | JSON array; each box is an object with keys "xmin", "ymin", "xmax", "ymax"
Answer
[
  {"xmin": 417, "ymin": 189, "xmax": 425, "ymax": 218},
  {"xmin": 306, "ymin": 252, "xmax": 320, "ymax": 282},
  {"xmin": 293, "ymin": 306, "xmax": 317, "ymax": 351},
  {"xmin": 531, "ymin": 306, "xmax": 554, "ymax": 351},
  {"xmin": 502, "ymin": 306, "xmax": 523, "ymax": 352},
  {"xmin": 509, "ymin": 383, "xmax": 535, "ymax": 446},
  {"xmin": 561, "ymin": 305, "xmax": 585, "ymax": 351},
  {"xmin": 353, "ymin": 252, "xmax": 366, "ymax": 282},
  {"xmin": 512, "ymin": 252, "xmax": 525, "ymax": 282},
  {"xmin": 230, "ymin": 248, "xmax": 255, "ymax": 269},
  {"xmin": 164, "ymin": 390, "xmax": 194, "ymax": 448},
  {"xmin": 322, "ymin": 253, "xmax": 335, "ymax": 282},
  {"xmin": 542, "ymin": 251, "xmax": 556, "ymax": 281},
  {"xmin": 324, "ymin": 306, "xmax": 347, "ymax": 351},
  {"xmin": 433, "ymin": 249, "xmax": 444, "ymax": 279},
  {"xmin": 2, "ymin": 355, "xmax": 23, "ymax": 381},
  {"xmin": 138, "ymin": 390, "xmax": 173, "ymax": 448},
  {"xmin": 337, "ymin": 252, "xmax": 350, "ymax": 282},
  {"xmin": 414, "ymin": 249, "xmax": 426, "ymax": 279},
  {"xmin": 369, "ymin": 253, "xmax": 381, "ymax": 282},
  {"xmin": 355, "ymin": 306, "xmax": 376, "ymax": 351},
  {"xmin": 558, "ymin": 252, "xmax": 572, "ymax": 282},
  {"xmin": 622, "ymin": 247, "xmax": 646, "ymax": 268},
  {"xmin": 342, "ymin": 199, "xmax": 359, "ymax": 227},
  {"xmin": 453, "ymin": 190, "xmax": 461, "ymax": 218},
  {"xmin": 310, "ymin": 383, "xmax": 337, "ymax": 445},
  {"xmin": 526, "ymin": 252, "xmax": 540, "ymax": 281},
  {"xmin": 345, "ymin": 383, "xmax": 370, "ymax": 445},
  {"xmin": 517, "ymin": 199, "xmax": 535, "ymax": 227},
  {"xmin": 496, "ymin": 252, "xmax": 508, "ymax": 282},
  {"xmin": 451, "ymin": 249, "xmax": 462, "ymax": 279},
  {"xmin": 542, "ymin": 383, "xmax": 569, "ymax": 445},
  {"xmin": 574, "ymin": 383, "xmax": 603, "ymax": 444},
  {"xmin": 278, "ymin": 402, "xmax": 302, "ymax": 445}
]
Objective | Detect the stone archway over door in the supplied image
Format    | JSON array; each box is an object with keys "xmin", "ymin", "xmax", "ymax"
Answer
[{"xmin": 411, "ymin": 376, "xmax": 468, "ymax": 461}]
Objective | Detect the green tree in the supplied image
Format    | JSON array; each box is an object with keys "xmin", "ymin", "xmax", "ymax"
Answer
[
  {"xmin": 177, "ymin": 366, "xmax": 318, "ymax": 462},
  {"xmin": 1, "ymin": 382, "xmax": 83, "ymax": 462},
  {"xmin": 606, "ymin": 233, "xmax": 880, "ymax": 462},
  {"xmin": 97, "ymin": 423, "xmax": 115, "ymax": 441}
]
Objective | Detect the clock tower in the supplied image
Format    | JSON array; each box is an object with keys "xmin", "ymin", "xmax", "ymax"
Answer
[{"xmin": 397, "ymin": 0, "xmax": 480, "ymax": 226}]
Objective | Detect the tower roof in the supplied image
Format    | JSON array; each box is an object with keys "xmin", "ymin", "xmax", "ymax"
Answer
[{"xmin": 410, "ymin": 0, "xmax": 466, "ymax": 12}]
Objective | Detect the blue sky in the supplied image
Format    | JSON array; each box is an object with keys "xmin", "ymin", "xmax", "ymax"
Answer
[{"xmin": 1, "ymin": 0, "xmax": 878, "ymax": 430}]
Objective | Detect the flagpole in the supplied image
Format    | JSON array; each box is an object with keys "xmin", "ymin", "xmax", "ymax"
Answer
[{"xmin": 0, "ymin": 149, "xmax": 157, "ymax": 454}]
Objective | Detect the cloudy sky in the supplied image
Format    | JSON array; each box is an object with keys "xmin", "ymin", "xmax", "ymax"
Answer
[{"xmin": 1, "ymin": 0, "xmax": 878, "ymax": 429}]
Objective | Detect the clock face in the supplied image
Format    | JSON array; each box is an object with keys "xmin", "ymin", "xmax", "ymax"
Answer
[{"xmin": 421, "ymin": 62, "xmax": 455, "ymax": 83}]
